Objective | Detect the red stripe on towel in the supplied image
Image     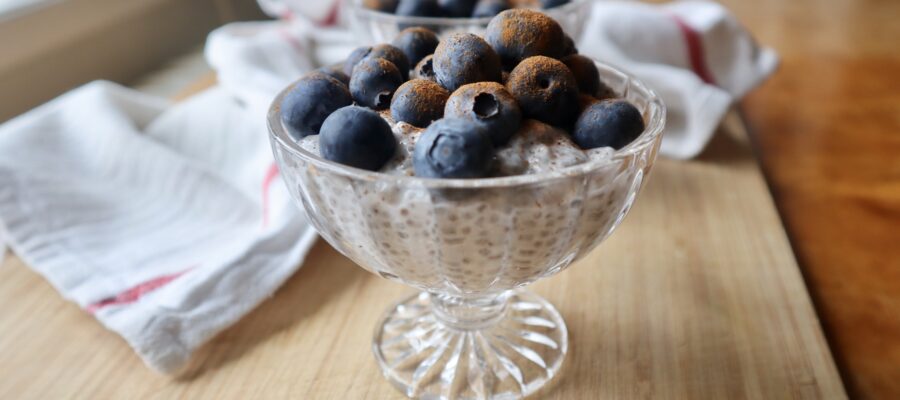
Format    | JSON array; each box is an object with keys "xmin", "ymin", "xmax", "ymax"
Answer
[
  {"xmin": 261, "ymin": 163, "xmax": 280, "ymax": 228},
  {"xmin": 669, "ymin": 14, "xmax": 717, "ymax": 85},
  {"xmin": 319, "ymin": 1, "xmax": 341, "ymax": 27},
  {"xmin": 86, "ymin": 269, "xmax": 191, "ymax": 313}
]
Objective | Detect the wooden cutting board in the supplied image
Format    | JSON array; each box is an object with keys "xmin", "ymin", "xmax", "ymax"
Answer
[{"xmin": 0, "ymin": 93, "xmax": 845, "ymax": 397}]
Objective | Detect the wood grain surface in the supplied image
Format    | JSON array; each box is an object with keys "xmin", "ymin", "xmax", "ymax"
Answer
[
  {"xmin": 709, "ymin": 0, "xmax": 900, "ymax": 398},
  {"xmin": 0, "ymin": 112, "xmax": 845, "ymax": 399}
]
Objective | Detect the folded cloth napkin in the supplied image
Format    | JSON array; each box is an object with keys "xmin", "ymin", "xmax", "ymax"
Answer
[
  {"xmin": 0, "ymin": 81, "xmax": 318, "ymax": 373},
  {"xmin": 209, "ymin": 0, "xmax": 777, "ymax": 159},
  {"xmin": 579, "ymin": 1, "xmax": 778, "ymax": 157}
]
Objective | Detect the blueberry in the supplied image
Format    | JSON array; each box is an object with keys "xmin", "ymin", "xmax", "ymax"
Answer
[
  {"xmin": 280, "ymin": 73, "xmax": 352, "ymax": 140},
  {"xmin": 317, "ymin": 64, "xmax": 350, "ymax": 85},
  {"xmin": 438, "ymin": 0, "xmax": 477, "ymax": 17},
  {"xmin": 350, "ymin": 57, "xmax": 404, "ymax": 110},
  {"xmin": 561, "ymin": 54, "xmax": 602, "ymax": 95},
  {"xmin": 485, "ymin": 9, "xmax": 565, "ymax": 69},
  {"xmin": 414, "ymin": 54, "xmax": 436, "ymax": 81},
  {"xmin": 391, "ymin": 79, "xmax": 450, "ymax": 128},
  {"xmin": 444, "ymin": 82, "xmax": 521, "ymax": 145},
  {"xmin": 363, "ymin": 0, "xmax": 399, "ymax": 12},
  {"xmin": 561, "ymin": 34, "xmax": 578, "ymax": 56},
  {"xmin": 396, "ymin": 0, "xmax": 442, "ymax": 17},
  {"xmin": 506, "ymin": 56, "xmax": 579, "ymax": 127},
  {"xmin": 573, "ymin": 99, "xmax": 645, "ymax": 150},
  {"xmin": 343, "ymin": 46, "xmax": 372, "ymax": 76},
  {"xmin": 413, "ymin": 118, "xmax": 494, "ymax": 179},
  {"xmin": 391, "ymin": 27, "xmax": 440, "ymax": 67},
  {"xmin": 472, "ymin": 0, "xmax": 509, "ymax": 18},
  {"xmin": 320, "ymin": 106, "xmax": 397, "ymax": 171},
  {"xmin": 539, "ymin": 0, "xmax": 570, "ymax": 9},
  {"xmin": 433, "ymin": 33, "xmax": 502, "ymax": 91},
  {"xmin": 364, "ymin": 44, "xmax": 411, "ymax": 80}
]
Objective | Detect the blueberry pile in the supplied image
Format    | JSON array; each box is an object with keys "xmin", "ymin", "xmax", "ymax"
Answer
[
  {"xmin": 364, "ymin": 0, "xmax": 572, "ymax": 19},
  {"xmin": 280, "ymin": 9, "xmax": 645, "ymax": 178}
]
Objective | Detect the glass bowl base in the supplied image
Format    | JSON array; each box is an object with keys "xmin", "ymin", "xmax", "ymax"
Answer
[{"xmin": 372, "ymin": 290, "xmax": 568, "ymax": 399}]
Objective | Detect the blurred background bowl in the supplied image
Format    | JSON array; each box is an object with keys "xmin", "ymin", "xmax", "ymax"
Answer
[{"xmin": 343, "ymin": 0, "xmax": 594, "ymax": 44}]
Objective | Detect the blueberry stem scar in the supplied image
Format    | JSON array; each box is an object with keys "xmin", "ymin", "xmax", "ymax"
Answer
[
  {"xmin": 473, "ymin": 93, "xmax": 500, "ymax": 118},
  {"xmin": 376, "ymin": 92, "xmax": 392, "ymax": 108}
]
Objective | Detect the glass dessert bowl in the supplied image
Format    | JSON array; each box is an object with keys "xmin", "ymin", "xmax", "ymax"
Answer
[
  {"xmin": 343, "ymin": 0, "xmax": 594, "ymax": 44},
  {"xmin": 268, "ymin": 62, "xmax": 665, "ymax": 399}
]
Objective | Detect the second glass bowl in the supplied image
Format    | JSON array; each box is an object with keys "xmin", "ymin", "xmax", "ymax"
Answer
[{"xmin": 343, "ymin": 0, "xmax": 594, "ymax": 44}]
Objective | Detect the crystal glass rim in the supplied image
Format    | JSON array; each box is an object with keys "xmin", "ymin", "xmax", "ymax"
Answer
[
  {"xmin": 267, "ymin": 60, "xmax": 666, "ymax": 189},
  {"xmin": 342, "ymin": 0, "xmax": 592, "ymax": 27}
]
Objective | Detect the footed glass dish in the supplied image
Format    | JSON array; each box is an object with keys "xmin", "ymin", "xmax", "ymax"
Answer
[
  {"xmin": 268, "ymin": 61, "xmax": 665, "ymax": 399},
  {"xmin": 343, "ymin": 0, "xmax": 594, "ymax": 43}
]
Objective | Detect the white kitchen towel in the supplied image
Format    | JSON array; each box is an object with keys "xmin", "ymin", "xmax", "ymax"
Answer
[
  {"xmin": 257, "ymin": 0, "xmax": 342, "ymax": 22},
  {"xmin": 0, "ymin": 81, "xmax": 318, "ymax": 374},
  {"xmin": 579, "ymin": 1, "xmax": 778, "ymax": 157},
  {"xmin": 209, "ymin": 0, "xmax": 777, "ymax": 158},
  {"xmin": 206, "ymin": 18, "xmax": 355, "ymax": 116}
]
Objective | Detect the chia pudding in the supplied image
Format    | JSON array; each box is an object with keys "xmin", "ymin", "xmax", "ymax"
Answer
[{"xmin": 280, "ymin": 106, "xmax": 647, "ymax": 294}]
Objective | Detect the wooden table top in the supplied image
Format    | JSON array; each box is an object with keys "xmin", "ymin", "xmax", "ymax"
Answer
[
  {"xmin": 0, "ymin": 105, "xmax": 845, "ymax": 398},
  {"xmin": 712, "ymin": 0, "xmax": 900, "ymax": 398}
]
